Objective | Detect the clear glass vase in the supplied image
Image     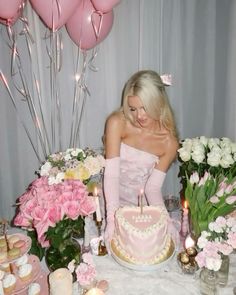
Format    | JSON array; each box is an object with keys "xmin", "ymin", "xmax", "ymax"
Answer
[
  {"xmin": 217, "ymin": 255, "xmax": 229, "ymax": 287},
  {"xmin": 199, "ymin": 268, "xmax": 218, "ymax": 295}
]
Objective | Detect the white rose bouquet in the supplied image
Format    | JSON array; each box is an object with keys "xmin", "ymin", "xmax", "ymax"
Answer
[
  {"xmin": 178, "ymin": 136, "xmax": 236, "ymax": 187},
  {"xmin": 178, "ymin": 137, "xmax": 236, "ymax": 237}
]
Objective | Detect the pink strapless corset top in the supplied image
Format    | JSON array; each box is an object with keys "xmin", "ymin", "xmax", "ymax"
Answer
[{"xmin": 119, "ymin": 142, "xmax": 159, "ymax": 206}]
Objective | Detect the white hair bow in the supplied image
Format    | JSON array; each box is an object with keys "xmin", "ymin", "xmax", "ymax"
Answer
[{"xmin": 160, "ymin": 74, "xmax": 172, "ymax": 86}]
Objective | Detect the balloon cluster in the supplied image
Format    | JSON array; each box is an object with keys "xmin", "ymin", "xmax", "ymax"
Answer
[{"xmin": 0, "ymin": 0, "xmax": 120, "ymax": 50}]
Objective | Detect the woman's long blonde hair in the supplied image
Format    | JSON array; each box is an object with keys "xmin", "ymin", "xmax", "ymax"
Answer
[{"xmin": 121, "ymin": 70, "xmax": 178, "ymax": 138}]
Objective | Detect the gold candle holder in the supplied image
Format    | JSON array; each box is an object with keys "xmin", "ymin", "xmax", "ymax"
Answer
[
  {"xmin": 96, "ymin": 220, "xmax": 107, "ymax": 256},
  {"xmin": 177, "ymin": 248, "xmax": 198, "ymax": 274}
]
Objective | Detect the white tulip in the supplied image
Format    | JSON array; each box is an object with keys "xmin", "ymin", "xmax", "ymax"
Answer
[{"xmin": 190, "ymin": 172, "xmax": 199, "ymax": 184}]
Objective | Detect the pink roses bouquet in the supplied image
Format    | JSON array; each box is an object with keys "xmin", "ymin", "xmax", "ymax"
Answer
[
  {"xmin": 14, "ymin": 176, "xmax": 96, "ymax": 270},
  {"xmin": 68, "ymin": 253, "xmax": 97, "ymax": 288},
  {"xmin": 195, "ymin": 216, "xmax": 236, "ymax": 271},
  {"xmin": 14, "ymin": 177, "xmax": 96, "ymax": 247}
]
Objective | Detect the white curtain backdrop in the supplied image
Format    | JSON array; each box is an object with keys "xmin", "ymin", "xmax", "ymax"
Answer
[{"xmin": 0, "ymin": 0, "xmax": 236, "ymax": 220}]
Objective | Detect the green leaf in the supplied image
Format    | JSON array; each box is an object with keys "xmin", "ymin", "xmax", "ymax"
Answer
[{"xmin": 27, "ymin": 230, "xmax": 45, "ymax": 261}]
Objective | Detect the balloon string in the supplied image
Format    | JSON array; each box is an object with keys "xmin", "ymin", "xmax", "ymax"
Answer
[
  {"xmin": 69, "ymin": 46, "xmax": 82, "ymax": 148},
  {"xmin": 74, "ymin": 52, "xmax": 90, "ymax": 147},
  {"xmin": 0, "ymin": 70, "xmax": 42, "ymax": 163},
  {"xmin": 4, "ymin": 22, "xmax": 49, "ymax": 160},
  {"xmin": 91, "ymin": 10, "xmax": 104, "ymax": 40},
  {"xmin": 88, "ymin": 47, "xmax": 99, "ymax": 72}
]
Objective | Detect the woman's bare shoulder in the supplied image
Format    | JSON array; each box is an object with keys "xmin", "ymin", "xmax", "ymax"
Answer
[
  {"xmin": 165, "ymin": 133, "xmax": 179, "ymax": 158},
  {"xmin": 105, "ymin": 110, "xmax": 126, "ymax": 131}
]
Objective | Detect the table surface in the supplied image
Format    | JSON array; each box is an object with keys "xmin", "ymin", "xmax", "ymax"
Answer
[
  {"xmin": 94, "ymin": 252, "xmax": 236, "ymax": 295},
  {"xmin": 8, "ymin": 225, "xmax": 236, "ymax": 295}
]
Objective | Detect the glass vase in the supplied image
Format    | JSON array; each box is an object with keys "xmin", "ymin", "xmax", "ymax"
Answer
[
  {"xmin": 217, "ymin": 255, "xmax": 229, "ymax": 287},
  {"xmin": 45, "ymin": 238, "xmax": 81, "ymax": 271},
  {"xmin": 199, "ymin": 268, "xmax": 218, "ymax": 295}
]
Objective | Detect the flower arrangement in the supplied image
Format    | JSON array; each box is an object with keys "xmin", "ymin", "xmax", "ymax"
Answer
[
  {"xmin": 13, "ymin": 147, "xmax": 105, "ymax": 270},
  {"xmin": 178, "ymin": 136, "xmax": 236, "ymax": 237},
  {"xmin": 68, "ymin": 253, "xmax": 97, "ymax": 288},
  {"xmin": 39, "ymin": 147, "xmax": 105, "ymax": 190},
  {"xmin": 185, "ymin": 171, "xmax": 236, "ymax": 237},
  {"xmin": 14, "ymin": 176, "xmax": 96, "ymax": 269},
  {"xmin": 195, "ymin": 216, "xmax": 236, "ymax": 271}
]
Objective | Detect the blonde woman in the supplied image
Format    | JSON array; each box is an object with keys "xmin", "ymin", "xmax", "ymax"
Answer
[{"xmin": 103, "ymin": 70, "xmax": 179, "ymax": 250}]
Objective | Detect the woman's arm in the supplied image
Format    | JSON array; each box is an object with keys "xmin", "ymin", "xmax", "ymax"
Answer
[
  {"xmin": 145, "ymin": 135, "xmax": 179, "ymax": 205},
  {"xmin": 103, "ymin": 112, "xmax": 124, "ymax": 250}
]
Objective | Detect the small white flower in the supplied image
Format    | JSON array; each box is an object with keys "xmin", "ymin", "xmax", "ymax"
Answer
[
  {"xmin": 205, "ymin": 256, "xmax": 222, "ymax": 271},
  {"xmin": 71, "ymin": 148, "xmax": 83, "ymax": 157},
  {"xmin": 64, "ymin": 154, "xmax": 72, "ymax": 161},
  {"xmin": 197, "ymin": 235, "xmax": 209, "ymax": 248},
  {"xmin": 40, "ymin": 162, "xmax": 52, "ymax": 176},
  {"xmin": 55, "ymin": 172, "xmax": 65, "ymax": 183}
]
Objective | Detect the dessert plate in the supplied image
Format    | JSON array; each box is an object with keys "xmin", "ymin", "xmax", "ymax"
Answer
[
  {"xmin": 12, "ymin": 255, "xmax": 41, "ymax": 294},
  {"xmin": 0, "ymin": 233, "xmax": 31, "ymax": 264},
  {"xmin": 15, "ymin": 269, "xmax": 49, "ymax": 295},
  {"xmin": 110, "ymin": 239, "xmax": 176, "ymax": 271}
]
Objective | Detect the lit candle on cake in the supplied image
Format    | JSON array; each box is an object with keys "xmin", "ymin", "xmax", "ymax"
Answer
[
  {"xmin": 94, "ymin": 187, "xmax": 102, "ymax": 222},
  {"xmin": 49, "ymin": 268, "xmax": 73, "ymax": 295},
  {"xmin": 181, "ymin": 200, "xmax": 189, "ymax": 237}
]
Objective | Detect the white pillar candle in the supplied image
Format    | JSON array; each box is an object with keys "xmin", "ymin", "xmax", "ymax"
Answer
[
  {"xmin": 94, "ymin": 187, "xmax": 102, "ymax": 222},
  {"xmin": 49, "ymin": 268, "xmax": 73, "ymax": 295},
  {"xmin": 85, "ymin": 287, "xmax": 105, "ymax": 295}
]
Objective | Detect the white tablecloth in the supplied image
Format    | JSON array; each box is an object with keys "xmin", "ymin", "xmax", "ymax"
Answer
[{"xmin": 94, "ymin": 252, "xmax": 236, "ymax": 295}]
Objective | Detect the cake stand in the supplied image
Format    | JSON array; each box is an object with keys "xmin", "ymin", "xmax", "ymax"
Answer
[
  {"xmin": 0, "ymin": 233, "xmax": 49, "ymax": 294},
  {"xmin": 110, "ymin": 239, "xmax": 176, "ymax": 271}
]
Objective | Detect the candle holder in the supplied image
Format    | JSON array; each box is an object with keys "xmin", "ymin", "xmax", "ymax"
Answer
[
  {"xmin": 177, "ymin": 247, "xmax": 198, "ymax": 274},
  {"xmin": 96, "ymin": 220, "xmax": 107, "ymax": 256}
]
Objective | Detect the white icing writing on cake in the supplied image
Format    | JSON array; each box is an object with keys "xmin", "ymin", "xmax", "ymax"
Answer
[{"xmin": 132, "ymin": 214, "xmax": 152, "ymax": 223}]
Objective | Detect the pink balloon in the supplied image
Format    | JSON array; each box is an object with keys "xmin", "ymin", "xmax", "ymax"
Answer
[
  {"xmin": 29, "ymin": 0, "xmax": 81, "ymax": 31},
  {"xmin": 0, "ymin": 0, "xmax": 23, "ymax": 19},
  {"xmin": 0, "ymin": 14, "xmax": 20, "ymax": 26},
  {"xmin": 91, "ymin": 0, "xmax": 120, "ymax": 13},
  {"xmin": 0, "ymin": 4, "xmax": 23, "ymax": 26},
  {"xmin": 66, "ymin": 0, "xmax": 114, "ymax": 50}
]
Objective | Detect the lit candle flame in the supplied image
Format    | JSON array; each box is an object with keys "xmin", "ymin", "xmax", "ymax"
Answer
[
  {"xmin": 185, "ymin": 235, "xmax": 195, "ymax": 249},
  {"xmin": 184, "ymin": 200, "xmax": 188, "ymax": 209}
]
